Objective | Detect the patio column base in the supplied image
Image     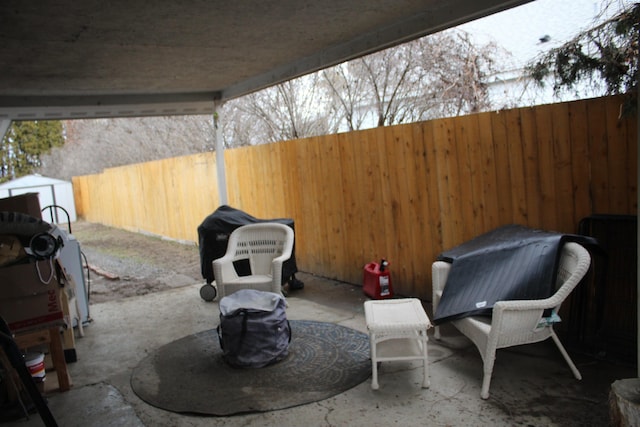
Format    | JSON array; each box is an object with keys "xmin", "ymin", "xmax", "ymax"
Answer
[{"xmin": 610, "ymin": 378, "xmax": 640, "ymax": 427}]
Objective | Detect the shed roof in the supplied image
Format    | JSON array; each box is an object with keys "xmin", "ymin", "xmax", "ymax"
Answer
[{"xmin": 0, "ymin": 174, "xmax": 71, "ymax": 189}]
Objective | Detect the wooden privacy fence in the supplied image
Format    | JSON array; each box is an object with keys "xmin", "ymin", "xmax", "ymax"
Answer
[{"xmin": 73, "ymin": 95, "xmax": 637, "ymax": 300}]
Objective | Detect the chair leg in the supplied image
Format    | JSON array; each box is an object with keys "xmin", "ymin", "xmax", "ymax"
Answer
[
  {"xmin": 369, "ymin": 334, "xmax": 379, "ymax": 390},
  {"xmin": 550, "ymin": 330, "xmax": 582, "ymax": 380},
  {"xmin": 421, "ymin": 333, "xmax": 430, "ymax": 388},
  {"xmin": 480, "ymin": 347, "xmax": 497, "ymax": 400},
  {"xmin": 434, "ymin": 325, "xmax": 441, "ymax": 340}
]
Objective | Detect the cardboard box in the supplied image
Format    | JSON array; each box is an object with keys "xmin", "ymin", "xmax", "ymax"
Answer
[
  {"xmin": 0, "ymin": 193, "xmax": 42, "ymax": 219},
  {"xmin": 0, "ymin": 259, "xmax": 63, "ymax": 333}
]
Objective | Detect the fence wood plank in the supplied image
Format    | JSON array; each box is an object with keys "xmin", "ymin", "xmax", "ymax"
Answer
[
  {"xmin": 567, "ymin": 101, "xmax": 591, "ymax": 226},
  {"xmin": 605, "ymin": 96, "xmax": 630, "ymax": 214},
  {"xmin": 420, "ymin": 120, "xmax": 444, "ymax": 263},
  {"xmin": 586, "ymin": 97, "xmax": 609, "ymax": 214},
  {"xmin": 322, "ymin": 134, "xmax": 347, "ymax": 279},
  {"xmin": 519, "ymin": 106, "xmax": 541, "ymax": 228},
  {"xmin": 335, "ymin": 132, "xmax": 361, "ymax": 284},
  {"xmin": 455, "ymin": 114, "xmax": 478, "ymax": 241},
  {"xmin": 360, "ymin": 129, "xmax": 385, "ymax": 263},
  {"xmin": 555, "ymin": 102, "xmax": 576, "ymax": 232},
  {"xmin": 277, "ymin": 140, "xmax": 298, "ymax": 220},
  {"xmin": 477, "ymin": 111, "xmax": 500, "ymax": 232},
  {"xmin": 490, "ymin": 109, "xmax": 514, "ymax": 226},
  {"xmin": 504, "ymin": 108, "xmax": 528, "ymax": 226},
  {"xmin": 337, "ymin": 134, "xmax": 353, "ymax": 279},
  {"xmin": 386, "ymin": 124, "xmax": 415, "ymax": 290},
  {"xmin": 433, "ymin": 117, "xmax": 461, "ymax": 249},
  {"xmin": 407, "ymin": 122, "xmax": 433, "ymax": 294},
  {"xmin": 534, "ymin": 104, "xmax": 559, "ymax": 229}
]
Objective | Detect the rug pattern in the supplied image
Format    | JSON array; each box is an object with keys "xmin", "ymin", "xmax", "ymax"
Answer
[{"xmin": 130, "ymin": 320, "xmax": 371, "ymax": 415}]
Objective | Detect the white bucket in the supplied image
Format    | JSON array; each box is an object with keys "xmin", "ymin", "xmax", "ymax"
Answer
[{"xmin": 24, "ymin": 352, "xmax": 46, "ymax": 382}]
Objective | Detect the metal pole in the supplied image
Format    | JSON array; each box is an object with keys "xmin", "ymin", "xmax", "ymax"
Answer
[
  {"xmin": 0, "ymin": 119, "xmax": 11, "ymax": 181},
  {"xmin": 214, "ymin": 101, "xmax": 228, "ymax": 205},
  {"xmin": 0, "ymin": 119, "xmax": 11, "ymax": 141}
]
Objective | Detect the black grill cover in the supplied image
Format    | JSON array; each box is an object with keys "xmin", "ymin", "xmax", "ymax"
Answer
[{"xmin": 197, "ymin": 205, "xmax": 298, "ymax": 285}]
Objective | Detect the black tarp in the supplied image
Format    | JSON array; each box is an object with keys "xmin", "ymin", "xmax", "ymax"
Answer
[
  {"xmin": 197, "ymin": 205, "xmax": 299, "ymax": 286},
  {"xmin": 433, "ymin": 224, "xmax": 596, "ymax": 325}
]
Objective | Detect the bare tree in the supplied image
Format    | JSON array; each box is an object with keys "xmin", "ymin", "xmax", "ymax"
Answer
[
  {"xmin": 359, "ymin": 44, "xmax": 419, "ymax": 126},
  {"xmin": 224, "ymin": 73, "xmax": 337, "ymax": 145},
  {"xmin": 321, "ymin": 63, "xmax": 376, "ymax": 131},
  {"xmin": 415, "ymin": 30, "xmax": 499, "ymax": 117},
  {"xmin": 319, "ymin": 29, "xmax": 500, "ymax": 130},
  {"xmin": 37, "ymin": 115, "xmax": 215, "ymax": 180},
  {"xmin": 219, "ymin": 102, "xmax": 261, "ymax": 148}
]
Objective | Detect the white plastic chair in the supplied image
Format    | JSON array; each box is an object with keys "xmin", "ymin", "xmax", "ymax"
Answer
[
  {"xmin": 432, "ymin": 241, "xmax": 591, "ymax": 399},
  {"xmin": 212, "ymin": 222, "xmax": 294, "ymax": 299}
]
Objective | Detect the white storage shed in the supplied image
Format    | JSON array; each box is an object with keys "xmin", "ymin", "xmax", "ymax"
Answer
[{"xmin": 0, "ymin": 174, "xmax": 77, "ymax": 223}]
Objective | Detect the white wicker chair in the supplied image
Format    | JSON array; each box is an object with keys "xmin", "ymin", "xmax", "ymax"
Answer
[
  {"xmin": 212, "ymin": 222, "xmax": 294, "ymax": 299},
  {"xmin": 432, "ymin": 241, "xmax": 591, "ymax": 399}
]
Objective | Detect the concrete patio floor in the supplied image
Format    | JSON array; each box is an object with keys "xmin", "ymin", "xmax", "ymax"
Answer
[{"xmin": 3, "ymin": 272, "xmax": 635, "ymax": 427}]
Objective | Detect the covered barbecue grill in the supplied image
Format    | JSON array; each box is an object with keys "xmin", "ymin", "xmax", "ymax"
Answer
[{"xmin": 197, "ymin": 205, "xmax": 303, "ymax": 301}]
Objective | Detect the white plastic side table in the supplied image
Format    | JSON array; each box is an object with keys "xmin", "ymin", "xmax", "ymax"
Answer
[{"xmin": 364, "ymin": 298, "xmax": 432, "ymax": 390}]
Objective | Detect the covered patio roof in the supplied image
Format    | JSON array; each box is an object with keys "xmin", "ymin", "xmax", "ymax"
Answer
[{"xmin": 0, "ymin": 0, "xmax": 531, "ymax": 121}]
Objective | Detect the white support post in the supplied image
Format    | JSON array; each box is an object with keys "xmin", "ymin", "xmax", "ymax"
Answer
[
  {"xmin": 214, "ymin": 101, "xmax": 228, "ymax": 205},
  {"xmin": 0, "ymin": 119, "xmax": 10, "ymax": 180},
  {"xmin": 636, "ymin": 74, "xmax": 640, "ymax": 378},
  {"xmin": 0, "ymin": 119, "xmax": 11, "ymax": 141}
]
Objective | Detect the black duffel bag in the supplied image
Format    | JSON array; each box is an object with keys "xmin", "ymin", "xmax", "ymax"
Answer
[{"xmin": 217, "ymin": 289, "xmax": 291, "ymax": 368}]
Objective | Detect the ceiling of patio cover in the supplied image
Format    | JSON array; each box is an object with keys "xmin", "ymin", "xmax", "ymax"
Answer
[{"xmin": 0, "ymin": 0, "xmax": 532, "ymax": 120}]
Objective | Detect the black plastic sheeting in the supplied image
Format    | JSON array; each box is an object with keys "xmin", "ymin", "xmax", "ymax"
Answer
[
  {"xmin": 197, "ymin": 205, "xmax": 299, "ymax": 286},
  {"xmin": 433, "ymin": 224, "xmax": 597, "ymax": 325}
]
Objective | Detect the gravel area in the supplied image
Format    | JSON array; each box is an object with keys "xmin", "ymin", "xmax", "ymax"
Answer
[{"xmin": 69, "ymin": 221, "xmax": 203, "ymax": 304}]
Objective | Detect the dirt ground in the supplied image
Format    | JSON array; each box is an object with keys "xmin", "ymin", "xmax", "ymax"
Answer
[{"xmin": 70, "ymin": 221, "xmax": 204, "ymax": 304}]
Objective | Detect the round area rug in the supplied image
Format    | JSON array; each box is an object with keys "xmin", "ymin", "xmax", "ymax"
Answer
[{"xmin": 130, "ymin": 320, "xmax": 371, "ymax": 416}]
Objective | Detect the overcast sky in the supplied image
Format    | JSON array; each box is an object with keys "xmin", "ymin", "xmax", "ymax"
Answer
[{"xmin": 459, "ymin": 0, "xmax": 633, "ymax": 69}]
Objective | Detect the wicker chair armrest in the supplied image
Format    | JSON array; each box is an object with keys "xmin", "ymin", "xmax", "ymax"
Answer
[
  {"xmin": 212, "ymin": 253, "xmax": 240, "ymax": 282},
  {"xmin": 492, "ymin": 296, "xmax": 564, "ymax": 328},
  {"xmin": 272, "ymin": 251, "xmax": 292, "ymax": 265},
  {"xmin": 493, "ymin": 298, "xmax": 557, "ymax": 312},
  {"xmin": 432, "ymin": 261, "xmax": 451, "ymax": 292}
]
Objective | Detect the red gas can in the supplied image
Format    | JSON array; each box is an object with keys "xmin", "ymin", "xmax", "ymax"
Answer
[{"xmin": 363, "ymin": 259, "xmax": 394, "ymax": 299}]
